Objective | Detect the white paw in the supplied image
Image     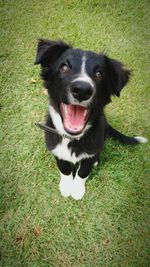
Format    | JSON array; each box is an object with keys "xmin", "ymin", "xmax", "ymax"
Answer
[
  {"xmin": 59, "ymin": 174, "xmax": 73, "ymax": 197},
  {"xmin": 71, "ymin": 176, "xmax": 87, "ymax": 200},
  {"xmin": 94, "ymin": 161, "xmax": 99, "ymax": 167}
]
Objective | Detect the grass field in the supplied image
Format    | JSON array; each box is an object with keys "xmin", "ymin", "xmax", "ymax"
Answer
[{"xmin": 0, "ymin": 0, "xmax": 150, "ymax": 266}]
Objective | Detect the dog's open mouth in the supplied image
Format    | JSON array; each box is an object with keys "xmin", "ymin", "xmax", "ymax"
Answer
[{"xmin": 60, "ymin": 103, "xmax": 89, "ymax": 134}]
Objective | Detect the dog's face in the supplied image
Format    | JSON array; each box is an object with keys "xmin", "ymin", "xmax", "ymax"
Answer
[{"xmin": 35, "ymin": 39, "xmax": 130, "ymax": 136}]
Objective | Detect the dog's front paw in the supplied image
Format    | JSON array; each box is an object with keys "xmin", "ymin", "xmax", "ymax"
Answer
[
  {"xmin": 71, "ymin": 176, "xmax": 86, "ymax": 200},
  {"xmin": 59, "ymin": 174, "xmax": 73, "ymax": 197}
]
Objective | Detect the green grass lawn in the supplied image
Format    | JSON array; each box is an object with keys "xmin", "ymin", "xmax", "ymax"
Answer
[{"xmin": 0, "ymin": 0, "xmax": 150, "ymax": 266}]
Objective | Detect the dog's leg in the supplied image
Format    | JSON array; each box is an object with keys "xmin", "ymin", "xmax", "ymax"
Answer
[
  {"xmin": 56, "ymin": 158, "xmax": 73, "ymax": 197},
  {"xmin": 71, "ymin": 157, "xmax": 97, "ymax": 200}
]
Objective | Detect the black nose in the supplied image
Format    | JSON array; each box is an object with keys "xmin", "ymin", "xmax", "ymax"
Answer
[{"xmin": 70, "ymin": 81, "xmax": 93, "ymax": 102}]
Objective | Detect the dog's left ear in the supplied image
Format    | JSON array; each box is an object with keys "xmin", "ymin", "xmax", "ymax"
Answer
[
  {"xmin": 35, "ymin": 39, "xmax": 71, "ymax": 66},
  {"xmin": 105, "ymin": 56, "xmax": 131, "ymax": 97}
]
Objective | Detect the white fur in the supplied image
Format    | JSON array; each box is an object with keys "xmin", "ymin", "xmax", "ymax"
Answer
[
  {"xmin": 59, "ymin": 173, "xmax": 73, "ymax": 197},
  {"xmin": 134, "ymin": 136, "xmax": 148, "ymax": 143},
  {"xmin": 48, "ymin": 101, "xmax": 94, "ymax": 198},
  {"xmin": 71, "ymin": 55, "xmax": 95, "ymax": 89},
  {"xmin": 81, "ymin": 55, "xmax": 87, "ymax": 73},
  {"xmin": 68, "ymin": 91, "xmax": 92, "ymax": 107},
  {"xmin": 49, "ymin": 103, "xmax": 94, "ymax": 199},
  {"xmin": 68, "ymin": 56, "xmax": 96, "ymax": 107},
  {"xmin": 72, "ymin": 76, "xmax": 94, "ymax": 89},
  {"xmin": 49, "ymin": 104, "xmax": 66, "ymax": 136},
  {"xmin": 71, "ymin": 174, "xmax": 88, "ymax": 200},
  {"xmin": 59, "ymin": 172, "xmax": 88, "ymax": 200},
  {"xmin": 94, "ymin": 161, "xmax": 99, "ymax": 167},
  {"xmin": 52, "ymin": 137, "xmax": 94, "ymax": 164}
]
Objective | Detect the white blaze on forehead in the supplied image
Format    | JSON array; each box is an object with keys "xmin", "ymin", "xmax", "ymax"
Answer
[
  {"xmin": 72, "ymin": 55, "xmax": 95, "ymax": 88},
  {"xmin": 81, "ymin": 55, "xmax": 87, "ymax": 74}
]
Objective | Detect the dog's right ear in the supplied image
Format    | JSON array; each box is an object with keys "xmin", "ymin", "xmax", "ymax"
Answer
[{"xmin": 35, "ymin": 39, "xmax": 71, "ymax": 66}]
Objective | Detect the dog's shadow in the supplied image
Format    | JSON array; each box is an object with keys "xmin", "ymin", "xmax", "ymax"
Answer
[{"xmin": 89, "ymin": 137, "xmax": 137, "ymax": 182}]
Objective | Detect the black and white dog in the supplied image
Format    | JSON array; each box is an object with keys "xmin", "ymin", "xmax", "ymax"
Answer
[{"xmin": 35, "ymin": 39, "xmax": 147, "ymax": 200}]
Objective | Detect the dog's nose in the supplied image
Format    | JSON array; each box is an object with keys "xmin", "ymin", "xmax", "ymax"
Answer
[{"xmin": 70, "ymin": 81, "xmax": 93, "ymax": 102}]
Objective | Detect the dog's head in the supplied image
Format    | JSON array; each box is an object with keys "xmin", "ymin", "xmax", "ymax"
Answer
[{"xmin": 35, "ymin": 39, "xmax": 130, "ymax": 137}]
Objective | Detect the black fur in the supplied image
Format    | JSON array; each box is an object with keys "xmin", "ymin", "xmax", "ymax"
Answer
[{"xmin": 35, "ymin": 39, "xmax": 143, "ymax": 197}]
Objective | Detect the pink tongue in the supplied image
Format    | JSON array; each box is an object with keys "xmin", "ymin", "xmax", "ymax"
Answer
[{"xmin": 61, "ymin": 104, "xmax": 87, "ymax": 133}]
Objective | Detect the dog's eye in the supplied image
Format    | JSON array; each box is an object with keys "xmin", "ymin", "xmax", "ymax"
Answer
[
  {"xmin": 59, "ymin": 63, "xmax": 70, "ymax": 73},
  {"xmin": 95, "ymin": 70, "xmax": 103, "ymax": 80}
]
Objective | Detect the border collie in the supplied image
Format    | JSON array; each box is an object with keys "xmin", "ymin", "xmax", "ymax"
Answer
[{"xmin": 35, "ymin": 39, "xmax": 147, "ymax": 200}]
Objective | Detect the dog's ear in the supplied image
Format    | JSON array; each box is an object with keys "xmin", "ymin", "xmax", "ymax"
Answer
[
  {"xmin": 35, "ymin": 39, "xmax": 71, "ymax": 66},
  {"xmin": 105, "ymin": 56, "xmax": 131, "ymax": 97}
]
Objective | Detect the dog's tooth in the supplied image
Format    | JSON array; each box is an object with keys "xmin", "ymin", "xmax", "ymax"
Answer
[
  {"xmin": 83, "ymin": 110, "xmax": 87, "ymax": 117},
  {"xmin": 64, "ymin": 104, "xmax": 68, "ymax": 115},
  {"xmin": 62, "ymin": 104, "xmax": 68, "ymax": 116}
]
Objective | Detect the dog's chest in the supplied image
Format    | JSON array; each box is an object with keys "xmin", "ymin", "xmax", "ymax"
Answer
[{"xmin": 52, "ymin": 137, "xmax": 94, "ymax": 164}]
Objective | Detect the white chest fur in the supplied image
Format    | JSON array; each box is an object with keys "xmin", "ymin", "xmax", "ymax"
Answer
[{"xmin": 52, "ymin": 137, "xmax": 94, "ymax": 164}]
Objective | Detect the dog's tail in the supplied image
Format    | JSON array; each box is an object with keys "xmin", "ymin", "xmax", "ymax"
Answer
[{"xmin": 107, "ymin": 124, "xmax": 148, "ymax": 145}]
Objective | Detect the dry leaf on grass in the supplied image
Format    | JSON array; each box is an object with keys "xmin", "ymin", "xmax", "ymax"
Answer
[{"xmin": 33, "ymin": 226, "xmax": 42, "ymax": 236}]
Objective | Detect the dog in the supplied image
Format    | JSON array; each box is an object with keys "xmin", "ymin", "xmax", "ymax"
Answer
[{"xmin": 35, "ymin": 39, "xmax": 147, "ymax": 200}]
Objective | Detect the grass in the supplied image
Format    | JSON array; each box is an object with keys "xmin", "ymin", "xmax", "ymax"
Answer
[{"xmin": 0, "ymin": 0, "xmax": 150, "ymax": 266}]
